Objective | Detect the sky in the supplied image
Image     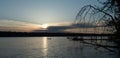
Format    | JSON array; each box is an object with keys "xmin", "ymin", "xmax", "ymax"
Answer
[{"xmin": 0, "ymin": 0, "xmax": 99, "ymax": 32}]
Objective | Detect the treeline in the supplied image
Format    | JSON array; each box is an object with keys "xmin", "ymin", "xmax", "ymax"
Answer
[
  {"xmin": 0, "ymin": 31, "xmax": 80, "ymax": 37},
  {"xmin": 0, "ymin": 31, "xmax": 112, "ymax": 37}
]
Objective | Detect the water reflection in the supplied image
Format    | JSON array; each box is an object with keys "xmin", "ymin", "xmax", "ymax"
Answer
[
  {"xmin": 0, "ymin": 37, "xmax": 118, "ymax": 58},
  {"xmin": 43, "ymin": 37, "xmax": 48, "ymax": 56}
]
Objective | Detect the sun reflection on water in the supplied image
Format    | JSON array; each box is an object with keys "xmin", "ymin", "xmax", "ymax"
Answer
[{"xmin": 43, "ymin": 37, "xmax": 48, "ymax": 56}]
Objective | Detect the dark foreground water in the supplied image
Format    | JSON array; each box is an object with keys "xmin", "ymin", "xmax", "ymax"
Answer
[{"xmin": 0, "ymin": 37, "xmax": 118, "ymax": 58}]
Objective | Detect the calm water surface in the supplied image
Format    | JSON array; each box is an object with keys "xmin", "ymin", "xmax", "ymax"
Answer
[{"xmin": 0, "ymin": 37, "xmax": 118, "ymax": 58}]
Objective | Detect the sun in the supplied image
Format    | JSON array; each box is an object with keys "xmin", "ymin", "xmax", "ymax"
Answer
[{"xmin": 41, "ymin": 24, "xmax": 49, "ymax": 29}]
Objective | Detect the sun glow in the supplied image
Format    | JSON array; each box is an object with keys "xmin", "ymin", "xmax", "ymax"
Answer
[{"xmin": 41, "ymin": 24, "xmax": 49, "ymax": 29}]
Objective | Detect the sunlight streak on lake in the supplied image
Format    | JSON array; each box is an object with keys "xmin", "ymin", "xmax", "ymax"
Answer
[{"xmin": 43, "ymin": 37, "xmax": 48, "ymax": 56}]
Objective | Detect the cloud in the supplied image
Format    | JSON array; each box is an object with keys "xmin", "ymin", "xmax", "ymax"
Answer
[
  {"xmin": 0, "ymin": 19, "xmax": 41, "ymax": 32},
  {"xmin": 34, "ymin": 22, "xmax": 98, "ymax": 33},
  {"xmin": 0, "ymin": 19, "xmax": 106, "ymax": 33},
  {"xmin": 71, "ymin": 23, "xmax": 96, "ymax": 28}
]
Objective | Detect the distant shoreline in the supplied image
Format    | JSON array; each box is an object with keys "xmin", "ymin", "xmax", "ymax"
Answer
[{"xmin": 0, "ymin": 31, "xmax": 113, "ymax": 37}]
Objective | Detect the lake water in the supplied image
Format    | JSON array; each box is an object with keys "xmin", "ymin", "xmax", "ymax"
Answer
[{"xmin": 0, "ymin": 37, "xmax": 118, "ymax": 58}]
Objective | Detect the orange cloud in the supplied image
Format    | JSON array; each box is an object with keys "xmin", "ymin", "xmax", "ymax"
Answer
[{"xmin": 0, "ymin": 19, "xmax": 41, "ymax": 32}]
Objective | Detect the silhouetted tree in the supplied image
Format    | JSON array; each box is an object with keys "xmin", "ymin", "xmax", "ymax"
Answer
[
  {"xmin": 75, "ymin": 0, "xmax": 120, "ymax": 56},
  {"xmin": 97, "ymin": 0, "xmax": 120, "ymax": 36},
  {"xmin": 96, "ymin": 0, "xmax": 120, "ymax": 56},
  {"xmin": 82, "ymin": 0, "xmax": 120, "ymax": 38}
]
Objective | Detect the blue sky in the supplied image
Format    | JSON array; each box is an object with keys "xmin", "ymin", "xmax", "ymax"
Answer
[
  {"xmin": 0, "ymin": 0, "xmax": 100, "ymax": 32},
  {"xmin": 0, "ymin": 0, "xmax": 98, "ymax": 24}
]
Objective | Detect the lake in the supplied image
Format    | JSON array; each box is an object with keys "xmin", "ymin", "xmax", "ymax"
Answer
[{"xmin": 0, "ymin": 37, "xmax": 118, "ymax": 58}]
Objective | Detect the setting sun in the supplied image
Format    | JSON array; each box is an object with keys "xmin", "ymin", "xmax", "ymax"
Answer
[{"xmin": 41, "ymin": 24, "xmax": 49, "ymax": 29}]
